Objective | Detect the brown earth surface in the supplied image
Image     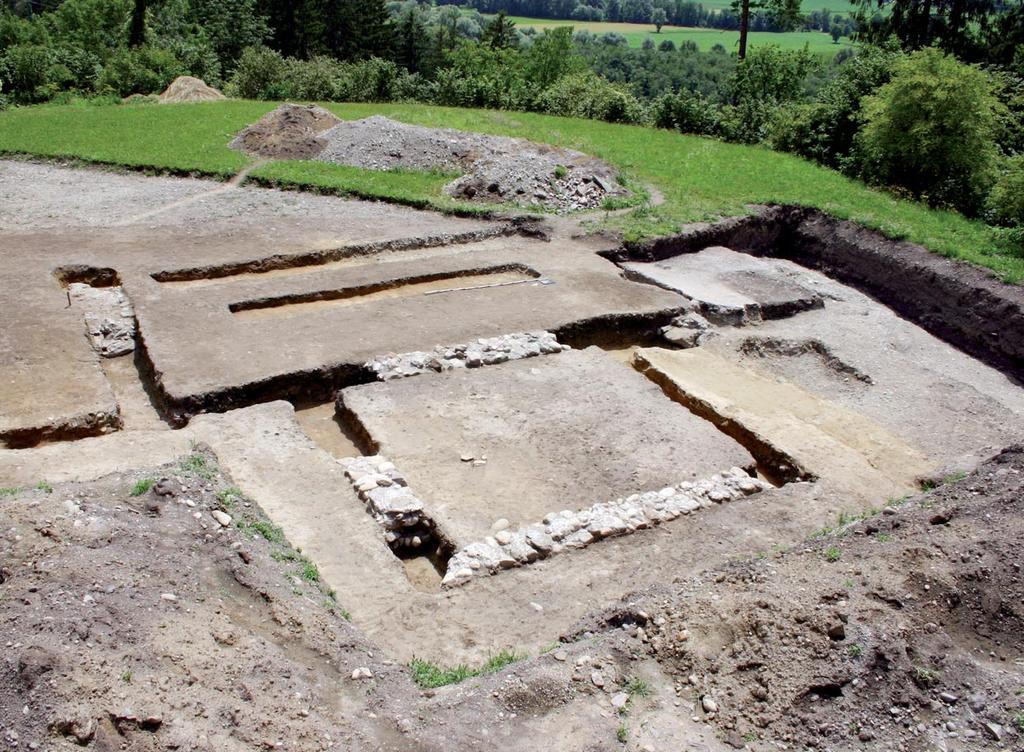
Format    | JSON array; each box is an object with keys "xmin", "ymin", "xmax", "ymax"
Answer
[
  {"xmin": 2, "ymin": 446, "xmax": 1020, "ymax": 751},
  {"xmin": 2, "ymin": 159, "xmax": 1024, "ymax": 752}
]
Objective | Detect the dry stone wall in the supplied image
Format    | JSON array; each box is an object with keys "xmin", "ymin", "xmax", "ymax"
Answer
[
  {"xmin": 441, "ymin": 468, "xmax": 772, "ymax": 588},
  {"xmin": 365, "ymin": 331, "xmax": 567, "ymax": 381}
]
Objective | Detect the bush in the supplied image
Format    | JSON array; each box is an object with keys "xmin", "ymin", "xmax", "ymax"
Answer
[
  {"xmin": 336, "ymin": 57, "xmax": 410, "ymax": 103},
  {"xmin": 285, "ymin": 55, "xmax": 345, "ymax": 100},
  {"xmin": 434, "ymin": 44, "xmax": 530, "ymax": 110},
  {"xmin": 987, "ymin": 155, "xmax": 1024, "ymax": 227},
  {"xmin": 538, "ymin": 71, "xmax": 647, "ymax": 123},
  {"xmin": 770, "ymin": 43, "xmax": 901, "ymax": 170},
  {"xmin": 651, "ymin": 89, "xmax": 720, "ymax": 136},
  {"xmin": 855, "ymin": 47, "xmax": 1003, "ymax": 215},
  {"xmin": 725, "ymin": 44, "xmax": 815, "ymax": 143},
  {"xmin": 226, "ymin": 45, "xmax": 288, "ymax": 100},
  {"xmin": 98, "ymin": 46, "xmax": 184, "ymax": 97},
  {"xmin": 0, "ymin": 44, "xmax": 53, "ymax": 103}
]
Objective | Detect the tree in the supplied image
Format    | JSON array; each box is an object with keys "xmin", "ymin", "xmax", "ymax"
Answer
[
  {"xmin": 732, "ymin": 0, "xmax": 802, "ymax": 58},
  {"xmin": 651, "ymin": 7, "xmax": 667, "ymax": 31},
  {"xmin": 855, "ymin": 47, "xmax": 1003, "ymax": 214},
  {"xmin": 396, "ymin": 6, "xmax": 429, "ymax": 73},
  {"xmin": 831, "ymin": 25, "xmax": 842, "ymax": 41},
  {"xmin": 481, "ymin": 10, "xmax": 518, "ymax": 49},
  {"xmin": 853, "ymin": 0, "xmax": 999, "ymax": 58},
  {"xmin": 128, "ymin": 0, "xmax": 145, "ymax": 46}
]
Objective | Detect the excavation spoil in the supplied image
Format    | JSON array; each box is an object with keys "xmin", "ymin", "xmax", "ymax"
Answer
[
  {"xmin": 314, "ymin": 115, "xmax": 627, "ymax": 212},
  {"xmin": 229, "ymin": 103, "xmax": 342, "ymax": 160},
  {"xmin": 158, "ymin": 76, "xmax": 225, "ymax": 103},
  {"xmin": 580, "ymin": 444, "xmax": 1024, "ymax": 751}
]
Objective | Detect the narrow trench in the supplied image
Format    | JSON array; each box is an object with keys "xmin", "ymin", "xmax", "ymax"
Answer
[
  {"xmin": 100, "ymin": 349, "xmax": 175, "ymax": 431},
  {"xmin": 229, "ymin": 264, "xmax": 541, "ymax": 318},
  {"xmin": 292, "ymin": 397, "xmax": 454, "ymax": 592}
]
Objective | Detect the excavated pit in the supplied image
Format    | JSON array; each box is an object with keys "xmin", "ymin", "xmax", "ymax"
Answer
[{"xmin": 4, "ymin": 162, "xmax": 1024, "ymax": 669}]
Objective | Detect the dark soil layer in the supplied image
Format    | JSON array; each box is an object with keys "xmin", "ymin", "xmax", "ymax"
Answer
[
  {"xmin": 573, "ymin": 445, "xmax": 1024, "ymax": 750},
  {"xmin": 613, "ymin": 206, "xmax": 1024, "ymax": 383}
]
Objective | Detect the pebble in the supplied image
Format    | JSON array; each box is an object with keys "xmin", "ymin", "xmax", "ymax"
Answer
[
  {"xmin": 591, "ymin": 671, "xmax": 605, "ymax": 688},
  {"xmin": 701, "ymin": 696, "xmax": 718, "ymax": 713},
  {"xmin": 938, "ymin": 692, "xmax": 959, "ymax": 704},
  {"xmin": 350, "ymin": 667, "xmax": 373, "ymax": 680},
  {"xmin": 610, "ymin": 692, "xmax": 629, "ymax": 709},
  {"xmin": 160, "ymin": 593, "xmax": 177, "ymax": 602},
  {"xmin": 211, "ymin": 510, "xmax": 232, "ymax": 527}
]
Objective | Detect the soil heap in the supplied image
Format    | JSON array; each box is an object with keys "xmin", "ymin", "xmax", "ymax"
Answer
[
  {"xmin": 158, "ymin": 76, "xmax": 226, "ymax": 104},
  {"xmin": 229, "ymin": 107, "xmax": 627, "ymax": 211},
  {"xmin": 228, "ymin": 103, "xmax": 342, "ymax": 160}
]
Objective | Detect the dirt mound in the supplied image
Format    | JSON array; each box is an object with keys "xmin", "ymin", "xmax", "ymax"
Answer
[
  {"xmin": 315, "ymin": 115, "xmax": 627, "ymax": 212},
  {"xmin": 229, "ymin": 103, "xmax": 342, "ymax": 160},
  {"xmin": 158, "ymin": 76, "xmax": 226, "ymax": 104},
  {"xmin": 574, "ymin": 445, "xmax": 1024, "ymax": 750}
]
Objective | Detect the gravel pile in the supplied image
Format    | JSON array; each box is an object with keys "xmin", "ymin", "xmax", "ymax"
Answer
[
  {"xmin": 231, "ymin": 107, "xmax": 627, "ymax": 211},
  {"xmin": 316, "ymin": 115, "xmax": 628, "ymax": 212}
]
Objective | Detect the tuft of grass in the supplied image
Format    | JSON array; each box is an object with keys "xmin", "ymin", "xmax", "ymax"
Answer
[
  {"xmin": 129, "ymin": 478, "xmax": 155, "ymax": 496},
  {"xmin": 409, "ymin": 659, "xmax": 477, "ymax": 689},
  {"xmin": 35, "ymin": 481, "xmax": 53, "ymax": 493},
  {"xmin": 553, "ymin": 164, "xmax": 568, "ymax": 179},
  {"xmin": 0, "ymin": 487, "xmax": 20, "ymax": 497},
  {"xmin": 943, "ymin": 470, "xmax": 967, "ymax": 484},
  {"xmin": 245, "ymin": 519, "xmax": 284, "ymax": 542},
  {"xmin": 481, "ymin": 649, "xmax": 526, "ymax": 674},
  {"xmin": 875, "ymin": 533, "xmax": 893, "ymax": 542},
  {"xmin": 298, "ymin": 557, "xmax": 321, "ymax": 583},
  {"xmin": 539, "ymin": 640, "xmax": 561, "ymax": 654},
  {"xmin": 616, "ymin": 723, "xmax": 629, "ymax": 744},
  {"xmin": 1, "ymin": 100, "xmax": 1020, "ymax": 282},
  {"xmin": 120, "ymin": 668, "xmax": 132, "ymax": 683},
  {"xmin": 409, "ymin": 649, "xmax": 526, "ymax": 688},
  {"xmin": 625, "ymin": 677, "xmax": 653, "ymax": 698},
  {"xmin": 180, "ymin": 453, "xmax": 215, "ymax": 479},
  {"xmin": 912, "ymin": 665, "xmax": 939, "ymax": 688},
  {"xmin": 1013, "ymin": 712, "xmax": 1024, "ymax": 732},
  {"xmin": 216, "ymin": 486, "xmax": 243, "ymax": 509},
  {"xmin": 848, "ymin": 644, "xmax": 864, "ymax": 658},
  {"xmin": 824, "ymin": 546, "xmax": 842, "ymax": 562}
]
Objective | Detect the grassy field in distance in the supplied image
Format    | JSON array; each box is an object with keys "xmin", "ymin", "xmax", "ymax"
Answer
[
  {"xmin": 502, "ymin": 16, "xmax": 855, "ymax": 55},
  {"xmin": 0, "ymin": 100, "xmax": 1017, "ymax": 281}
]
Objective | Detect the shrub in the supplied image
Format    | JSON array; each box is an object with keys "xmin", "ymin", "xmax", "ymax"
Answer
[
  {"xmin": 651, "ymin": 89, "xmax": 721, "ymax": 136},
  {"xmin": 285, "ymin": 55, "xmax": 344, "ymax": 101},
  {"xmin": 336, "ymin": 57, "xmax": 409, "ymax": 103},
  {"xmin": 770, "ymin": 43, "xmax": 901, "ymax": 169},
  {"xmin": 725, "ymin": 44, "xmax": 815, "ymax": 143},
  {"xmin": 538, "ymin": 71, "xmax": 647, "ymax": 124},
  {"xmin": 434, "ymin": 44, "xmax": 530, "ymax": 109},
  {"xmin": 226, "ymin": 45, "xmax": 288, "ymax": 100},
  {"xmin": 98, "ymin": 45, "xmax": 184, "ymax": 97},
  {"xmin": 988, "ymin": 155, "xmax": 1024, "ymax": 227},
  {"xmin": 855, "ymin": 47, "xmax": 1003, "ymax": 215},
  {"xmin": 0, "ymin": 44, "xmax": 53, "ymax": 103}
]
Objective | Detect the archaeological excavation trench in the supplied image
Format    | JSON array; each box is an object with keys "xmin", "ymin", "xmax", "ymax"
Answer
[{"xmin": 2, "ymin": 160, "xmax": 1023, "ymax": 666}]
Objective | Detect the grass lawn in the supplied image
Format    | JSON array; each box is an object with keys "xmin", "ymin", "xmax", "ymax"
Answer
[
  {"xmin": 0, "ymin": 99, "xmax": 1019, "ymax": 282},
  {"xmin": 504, "ymin": 16, "xmax": 855, "ymax": 55}
]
